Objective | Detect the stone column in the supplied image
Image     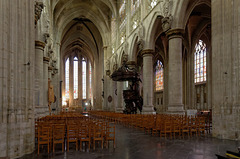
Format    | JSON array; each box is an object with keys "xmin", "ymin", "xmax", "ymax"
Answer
[
  {"xmin": 141, "ymin": 49, "xmax": 155, "ymax": 114},
  {"xmin": 69, "ymin": 57, "xmax": 74, "ymax": 106},
  {"xmin": 35, "ymin": 40, "xmax": 45, "ymax": 116},
  {"xmin": 211, "ymin": 0, "xmax": 240, "ymax": 140},
  {"xmin": 43, "ymin": 57, "xmax": 50, "ymax": 115},
  {"xmin": 116, "ymin": 82, "xmax": 124, "ymax": 112},
  {"xmin": 166, "ymin": 29, "xmax": 185, "ymax": 114}
]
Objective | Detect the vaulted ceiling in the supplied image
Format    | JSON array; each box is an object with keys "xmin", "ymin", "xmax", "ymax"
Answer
[{"xmin": 52, "ymin": 0, "xmax": 117, "ymax": 61}]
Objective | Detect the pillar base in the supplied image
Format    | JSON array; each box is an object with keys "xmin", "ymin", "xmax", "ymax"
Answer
[
  {"xmin": 116, "ymin": 107, "xmax": 124, "ymax": 113},
  {"xmin": 167, "ymin": 104, "xmax": 185, "ymax": 114},
  {"xmin": 142, "ymin": 105, "xmax": 156, "ymax": 114}
]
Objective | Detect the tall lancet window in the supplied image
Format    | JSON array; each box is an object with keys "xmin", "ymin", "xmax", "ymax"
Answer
[
  {"xmin": 65, "ymin": 58, "xmax": 70, "ymax": 99},
  {"xmin": 156, "ymin": 60, "xmax": 164, "ymax": 91},
  {"xmin": 82, "ymin": 58, "xmax": 86, "ymax": 99},
  {"xmin": 194, "ymin": 40, "xmax": 207, "ymax": 83},
  {"xmin": 89, "ymin": 64, "xmax": 92, "ymax": 98},
  {"xmin": 73, "ymin": 57, "xmax": 78, "ymax": 99}
]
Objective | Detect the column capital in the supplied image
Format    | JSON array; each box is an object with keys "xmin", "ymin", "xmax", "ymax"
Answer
[
  {"xmin": 35, "ymin": 40, "xmax": 46, "ymax": 50},
  {"xmin": 166, "ymin": 28, "xmax": 184, "ymax": 40},
  {"xmin": 43, "ymin": 56, "xmax": 50, "ymax": 64},
  {"xmin": 141, "ymin": 49, "xmax": 154, "ymax": 57},
  {"xmin": 35, "ymin": 1, "xmax": 44, "ymax": 25}
]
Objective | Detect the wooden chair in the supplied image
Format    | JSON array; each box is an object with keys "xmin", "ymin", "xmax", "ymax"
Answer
[
  {"xmin": 172, "ymin": 121, "xmax": 181, "ymax": 139},
  {"xmin": 190, "ymin": 118, "xmax": 198, "ymax": 137},
  {"xmin": 152, "ymin": 120, "xmax": 161, "ymax": 136},
  {"xmin": 181, "ymin": 120, "xmax": 190, "ymax": 138},
  {"xmin": 38, "ymin": 126, "xmax": 51, "ymax": 154},
  {"xmin": 93, "ymin": 125, "xmax": 104, "ymax": 150},
  {"xmin": 67, "ymin": 124, "xmax": 78, "ymax": 151},
  {"xmin": 160, "ymin": 121, "xmax": 172, "ymax": 139},
  {"xmin": 105, "ymin": 125, "xmax": 116, "ymax": 148},
  {"xmin": 197, "ymin": 119, "xmax": 205, "ymax": 136},
  {"xmin": 53, "ymin": 124, "xmax": 65, "ymax": 152},
  {"xmin": 79, "ymin": 125, "xmax": 91, "ymax": 151}
]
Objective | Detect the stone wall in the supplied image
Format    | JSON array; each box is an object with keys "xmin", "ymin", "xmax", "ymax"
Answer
[{"xmin": 0, "ymin": 0, "xmax": 35, "ymax": 158}]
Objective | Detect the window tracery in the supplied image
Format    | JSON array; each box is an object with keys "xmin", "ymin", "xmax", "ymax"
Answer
[
  {"xmin": 194, "ymin": 40, "xmax": 207, "ymax": 83},
  {"xmin": 82, "ymin": 58, "xmax": 86, "ymax": 99},
  {"xmin": 73, "ymin": 57, "xmax": 78, "ymax": 99},
  {"xmin": 65, "ymin": 58, "xmax": 70, "ymax": 99},
  {"xmin": 156, "ymin": 60, "xmax": 164, "ymax": 91},
  {"xmin": 89, "ymin": 64, "xmax": 92, "ymax": 99}
]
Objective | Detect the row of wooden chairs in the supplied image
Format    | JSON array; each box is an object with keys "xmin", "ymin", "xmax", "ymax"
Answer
[
  {"xmin": 89, "ymin": 111, "xmax": 211, "ymax": 139},
  {"xmin": 36, "ymin": 113, "xmax": 116, "ymax": 154}
]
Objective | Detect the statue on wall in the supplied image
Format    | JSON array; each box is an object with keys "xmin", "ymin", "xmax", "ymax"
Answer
[{"xmin": 48, "ymin": 79, "xmax": 56, "ymax": 115}]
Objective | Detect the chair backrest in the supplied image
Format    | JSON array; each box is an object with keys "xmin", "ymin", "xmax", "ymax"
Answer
[
  {"xmin": 53, "ymin": 124, "xmax": 65, "ymax": 140},
  {"xmin": 38, "ymin": 126, "xmax": 50, "ymax": 142},
  {"xmin": 106, "ymin": 125, "xmax": 115, "ymax": 138}
]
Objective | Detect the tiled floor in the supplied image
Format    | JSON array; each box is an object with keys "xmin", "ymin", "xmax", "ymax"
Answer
[{"xmin": 20, "ymin": 124, "xmax": 240, "ymax": 159}]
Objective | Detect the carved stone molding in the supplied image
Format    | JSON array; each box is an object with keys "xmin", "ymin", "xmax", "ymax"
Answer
[
  {"xmin": 48, "ymin": 66, "xmax": 53, "ymax": 71},
  {"xmin": 113, "ymin": 64, "xmax": 118, "ymax": 72},
  {"xmin": 163, "ymin": 0, "xmax": 173, "ymax": 17},
  {"xmin": 105, "ymin": 60, "xmax": 110, "ymax": 70},
  {"xmin": 35, "ymin": 40, "xmax": 46, "ymax": 50},
  {"xmin": 35, "ymin": 1, "xmax": 44, "ymax": 25},
  {"xmin": 122, "ymin": 54, "xmax": 128, "ymax": 65},
  {"xmin": 106, "ymin": 70, "xmax": 111, "ymax": 76},
  {"xmin": 43, "ymin": 56, "xmax": 50, "ymax": 64},
  {"xmin": 141, "ymin": 49, "xmax": 154, "ymax": 57},
  {"xmin": 166, "ymin": 29, "xmax": 184, "ymax": 40},
  {"xmin": 52, "ymin": 60, "xmax": 57, "ymax": 68},
  {"xmin": 161, "ymin": 16, "xmax": 172, "ymax": 32},
  {"xmin": 43, "ymin": 33, "xmax": 50, "ymax": 43},
  {"xmin": 138, "ymin": 22, "xmax": 145, "ymax": 39},
  {"xmin": 48, "ymin": 49, "xmax": 53, "ymax": 58},
  {"xmin": 53, "ymin": 68, "xmax": 58, "ymax": 74}
]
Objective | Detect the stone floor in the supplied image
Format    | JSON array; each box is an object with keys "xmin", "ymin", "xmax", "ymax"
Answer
[{"xmin": 20, "ymin": 124, "xmax": 240, "ymax": 159}]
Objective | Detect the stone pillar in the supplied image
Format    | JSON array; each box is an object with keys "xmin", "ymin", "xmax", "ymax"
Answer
[
  {"xmin": 211, "ymin": 0, "xmax": 240, "ymax": 140},
  {"xmin": 43, "ymin": 57, "xmax": 50, "ymax": 115},
  {"xmin": 166, "ymin": 29, "xmax": 185, "ymax": 114},
  {"xmin": 141, "ymin": 49, "xmax": 155, "ymax": 114},
  {"xmin": 35, "ymin": 40, "xmax": 45, "ymax": 117},
  {"xmin": 116, "ymin": 82, "xmax": 124, "ymax": 113},
  {"xmin": 69, "ymin": 57, "xmax": 74, "ymax": 106}
]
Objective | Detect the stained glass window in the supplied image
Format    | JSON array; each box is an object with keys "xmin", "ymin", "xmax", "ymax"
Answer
[
  {"xmin": 89, "ymin": 64, "xmax": 92, "ymax": 98},
  {"xmin": 119, "ymin": 0, "xmax": 126, "ymax": 29},
  {"xmin": 65, "ymin": 58, "xmax": 69, "ymax": 99},
  {"xmin": 82, "ymin": 58, "xmax": 86, "ymax": 99},
  {"xmin": 156, "ymin": 60, "xmax": 164, "ymax": 91},
  {"xmin": 194, "ymin": 40, "xmax": 207, "ymax": 83},
  {"xmin": 131, "ymin": 0, "xmax": 140, "ymax": 15},
  {"xmin": 73, "ymin": 57, "xmax": 78, "ymax": 99}
]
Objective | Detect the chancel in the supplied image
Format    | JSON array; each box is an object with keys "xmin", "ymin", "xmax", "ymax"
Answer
[{"xmin": 0, "ymin": 0, "xmax": 240, "ymax": 158}]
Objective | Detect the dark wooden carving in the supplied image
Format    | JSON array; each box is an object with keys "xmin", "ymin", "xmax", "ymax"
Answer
[{"xmin": 111, "ymin": 62, "xmax": 143, "ymax": 114}]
